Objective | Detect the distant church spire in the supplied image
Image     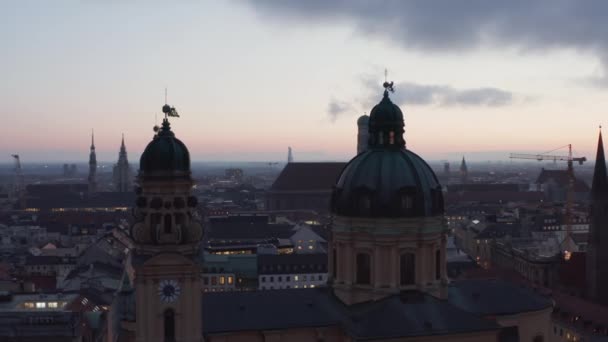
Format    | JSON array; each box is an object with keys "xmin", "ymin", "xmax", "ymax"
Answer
[
  {"xmin": 113, "ymin": 133, "xmax": 132, "ymax": 192},
  {"xmin": 460, "ymin": 156, "xmax": 468, "ymax": 184},
  {"xmin": 592, "ymin": 128, "xmax": 608, "ymax": 196},
  {"xmin": 287, "ymin": 147, "xmax": 294, "ymax": 163},
  {"xmin": 587, "ymin": 127, "xmax": 608, "ymax": 305},
  {"xmin": 88, "ymin": 129, "xmax": 97, "ymax": 193}
]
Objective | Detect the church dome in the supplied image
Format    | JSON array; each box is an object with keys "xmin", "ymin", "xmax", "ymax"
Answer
[
  {"xmin": 139, "ymin": 118, "xmax": 190, "ymax": 177},
  {"xmin": 357, "ymin": 114, "xmax": 369, "ymax": 126},
  {"xmin": 331, "ymin": 85, "xmax": 443, "ymax": 218}
]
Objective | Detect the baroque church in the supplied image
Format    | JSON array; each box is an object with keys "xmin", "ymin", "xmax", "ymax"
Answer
[{"xmin": 112, "ymin": 85, "xmax": 553, "ymax": 342}]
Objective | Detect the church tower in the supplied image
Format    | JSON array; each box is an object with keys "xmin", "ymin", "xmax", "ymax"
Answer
[
  {"xmin": 330, "ymin": 82, "xmax": 447, "ymax": 305},
  {"xmin": 587, "ymin": 129, "xmax": 608, "ymax": 305},
  {"xmin": 113, "ymin": 134, "xmax": 133, "ymax": 192},
  {"xmin": 356, "ymin": 114, "xmax": 369, "ymax": 154},
  {"xmin": 459, "ymin": 156, "xmax": 468, "ymax": 184},
  {"xmin": 88, "ymin": 130, "xmax": 97, "ymax": 193},
  {"xmin": 130, "ymin": 104, "xmax": 203, "ymax": 342}
]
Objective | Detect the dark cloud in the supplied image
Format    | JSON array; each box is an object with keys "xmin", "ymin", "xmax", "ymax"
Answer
[
  {"xmin": 328, "ymin": 77, "xmax": 516, "ymax": 121},
  {"xmin": 245, "ymin": 0, "xmax": 608, "ymax": 83},
  {"xmin": 360, "ymin": 76, "xmax": 515, "ymax": 107}
]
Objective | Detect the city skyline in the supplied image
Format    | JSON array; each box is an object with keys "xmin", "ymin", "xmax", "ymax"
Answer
[{"xmin": 3, "ymin": 1, "xmax": 608, "ymax": 162}]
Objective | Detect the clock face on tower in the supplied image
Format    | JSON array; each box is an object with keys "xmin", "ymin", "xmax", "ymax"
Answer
[{"xmin": 158, "ymin": 279, "xmax": 181, "ymax": 303}]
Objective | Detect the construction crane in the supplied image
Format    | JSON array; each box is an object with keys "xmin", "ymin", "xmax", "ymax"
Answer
[
  {"xmin": 11, "ymin": 154, "xmax": 25, "ymax": 208},
  {"xmin": 509, "ymin": 144, "xmax": 586, "ymax": 254}
]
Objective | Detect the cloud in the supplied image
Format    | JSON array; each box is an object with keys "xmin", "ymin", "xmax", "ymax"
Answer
[
  {"xmin": 359, "ymin": 75, "xmax": 515, "ymax": 108},
  {"xmin": 328, "ymin": 76, "xmax": 517, "ymax": 121},
  {"xmin": 244, "ymin": 0, "xmax": 608, "ymax": 84},
  {"xmin": 327, "ymin": 98, "xmax": 355, "ymax": 122}
]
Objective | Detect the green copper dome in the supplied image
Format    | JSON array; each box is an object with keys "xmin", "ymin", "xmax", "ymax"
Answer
[
  {"xmin": 331, "ymin": 87, "xmax": 443, "ymax": 218},
  {"xmin": 139, "ymin": 119, "xmax": 190, "ymax": 178}
]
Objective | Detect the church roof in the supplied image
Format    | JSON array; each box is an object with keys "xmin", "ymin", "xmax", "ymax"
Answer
[
  {"xmin": 269, "ymin": 162, "xmax": 346, "ymax": 192},
  {"xmin": 202, "ymin": 288, "xmax": 501, "ymax": 338},
  {"xmin": 448, "ymin": 279, "xmax": 552, "ymax": 316}
]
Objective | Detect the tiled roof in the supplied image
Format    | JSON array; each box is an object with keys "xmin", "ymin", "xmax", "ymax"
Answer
[
  {"xmin": 445, "ymin": 191, "xmax": 543, "ymax": 205},
  {"xmin": 202, "ymin": 288, "xmax": 500, "ymax": 338},
  {"xmin": 269, "ymin": 162, "xmax": 346, "ymax": 192},
  {"xmin": 448, "ymin": 279, "xmax": 552, "ymax": 316}
]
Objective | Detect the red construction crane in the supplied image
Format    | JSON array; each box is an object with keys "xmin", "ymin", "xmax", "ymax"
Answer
[{"xmin": 510, "ymin": 144, "xmax": 586, "ymax": 254}]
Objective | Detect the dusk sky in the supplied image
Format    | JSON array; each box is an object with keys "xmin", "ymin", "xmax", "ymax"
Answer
[{"xmin": 3, "ymin": 1, "xmax": 608, "ymax": 163}]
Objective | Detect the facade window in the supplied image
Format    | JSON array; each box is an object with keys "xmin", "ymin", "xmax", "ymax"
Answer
[
  {"xmin": 261, "ymin": 276, "xmax": 266, "ymax": 282},
  {"xmin": 294, "ymin": 275, "xmax": 299, "ymax": 281},
  {"xmin": 278, "ymin": 276, "xmax": 282, "ymax": 282},
  {"xmin": 400, "ymin": 253, "xmax": 416, "ymax": 285},
  {"xmin": 303, "ymin": 275, "xmax": 307, "ymax": 281},
  {"xmin": 203, "ymin": 277, "xmax": 209, "ymax": 285},
  {"xmin": 270, "ymin": 276, "xmax": 274, "ymax": 282},
  {"xmin": 332, "ymin": 248, "xmax": 337, "ymax": 278},
  {"xmin": 219, "ymin": 276, "xmax": 225, "ymax": 285},
  {"xmin": 318, "ymin": 275, "xmax": 322, "ymax": 281},
  {"xmin": 48, "ymin": 302, "xmax": 58, "ymax": 308},
  {"xmin": 24, "ymin": 302, "xmax": 34, "ymax": 309},
  {"xmin": 164, "ymin": 309, "xmax": 175, "ymax": 342},
  {"xmin": 164, "ymin": 214, "xmax": 172, "ymax": 234},
  {"xmin": 356, "ymin": 253, "xmax": 371, "ymax": 285},
  {"xmin": 211, "ymin": 277, "xmax": 217, "ymax": 285},
  {"xmin": 36, "ymin": 302, "xmax": 46, "ymax": 309},
  {"xmin": 435, "ymin": 250, "xmax": 441, "ymax": 280},
  {"xmin": 228, "ymin": 276, "xmax": 233, "ymax": 285}
]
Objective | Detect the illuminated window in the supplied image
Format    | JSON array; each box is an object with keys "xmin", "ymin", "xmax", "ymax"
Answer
[
  {"xmin": 228, "ymin": 276, "xmax": 233, "ymax": 285},
  {"xmin": 219, "ymin": 276, "xmax": 225, "ymax": 285},
  {"xmin": 48, "ymin": 302, "xmax": 58, "ymax": 308},
  {"xmin": 310, "ymin": 284, "xmax": 315, "ymax": 288},
  {"xmin": 294, "ymin": 275, "xmax": 299, "ymax": 281},
  {"xmin": 24, "ymin": 302, "xmax": 34, "ymax": 309},
  {"xmin": 308, "ymin": 246, "xmax": 314, "ymax": 250},
  {"xmin": 36, "ymin": 302, "xmax": 46, "ymax": 309}
]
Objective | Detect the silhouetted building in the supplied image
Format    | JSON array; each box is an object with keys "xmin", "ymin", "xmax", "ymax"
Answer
[
  {"xmin": 88, "ymin": 131, "xmax": 97, "ymax": 193},
  {"xmin": 113, "ymin": 134, "xmax": 133, "ymax": 192},
  {"xmin": 460, "ymin": 156, "xmax": 468, "ymax": 183},
  {"xmin": 266, "ymin": 162, "xmax": 345, "ymax": 214},
  {"xmin": 536, "ymin": 168, "xmax": 590, "ymax": 203},
  {"xmin": 287, "ymin": 146, "xmax": 293, "ymax": 163},
  {"xmin": 587, "ymin": 130, "xmax": 608, "ymax": 305}
]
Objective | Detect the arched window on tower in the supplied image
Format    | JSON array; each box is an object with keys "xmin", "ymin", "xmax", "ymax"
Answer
[
  {"xmin": 356, "ymin": 253, "xmax": 371, "ymax": 285},
  {"xmin": 400, "ymin": 253, "xmax": 415, "ymax": 286},
  {"xmin": 164, "ymin": 214, "xmax": 172, "ymax": 234},
  {"xmin": 164, "ymin": 309, "xmax": 175, "ymax": 342},
  {"xmin": 389, "ymin": 131, "xmax": 395, "ymax": 145},
  {"xmin": 435, "ymin": 250, "xmax": 441, "ymax": 280}
]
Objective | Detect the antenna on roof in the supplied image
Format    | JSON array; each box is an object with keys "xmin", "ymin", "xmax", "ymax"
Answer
[{"xmin": 165, "ymin": 87, "xmax": 168, "ymax": 104}]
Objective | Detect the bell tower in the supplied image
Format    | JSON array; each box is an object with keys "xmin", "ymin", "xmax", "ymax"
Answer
[{"xmin": 131, "ymin": 104, "xmax": 203, "ymax": 342}]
